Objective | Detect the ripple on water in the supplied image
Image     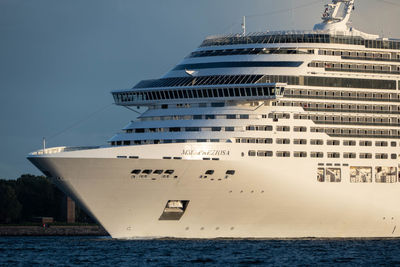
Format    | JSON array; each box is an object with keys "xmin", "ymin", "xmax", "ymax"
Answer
[{"xmin": 1, "ymin": 237, "xmax": 400, "ymax": 266}]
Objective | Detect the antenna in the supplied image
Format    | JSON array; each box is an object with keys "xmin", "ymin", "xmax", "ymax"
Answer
[{"xmin": 241, "ymin": 16, "xmax": 246, "ymax": 36}]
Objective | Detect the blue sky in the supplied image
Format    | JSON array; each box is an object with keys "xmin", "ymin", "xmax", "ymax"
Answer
[{"xmin": 0, "ymin": 0, "xmax": 399, "ymax": 179}]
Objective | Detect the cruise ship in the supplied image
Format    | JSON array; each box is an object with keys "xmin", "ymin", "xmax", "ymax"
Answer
[{"xmin": 28, "ymin": 0, "xmax": 400, "ymax": 238}]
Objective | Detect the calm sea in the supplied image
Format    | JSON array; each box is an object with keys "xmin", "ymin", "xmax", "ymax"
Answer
[{"xmin": 1, "ymin": 237, "xmax": 400, "ymax": 266}]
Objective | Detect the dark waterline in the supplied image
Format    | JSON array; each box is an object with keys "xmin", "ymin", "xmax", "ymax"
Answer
[{"xmin": 1, "ymin": 236, "xmax": 400, "ymax": 266}]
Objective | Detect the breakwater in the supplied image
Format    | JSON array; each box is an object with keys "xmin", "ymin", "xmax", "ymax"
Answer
[{"xmin": 0, "ymin": 225, "xmax": 108, "ymax": 236}]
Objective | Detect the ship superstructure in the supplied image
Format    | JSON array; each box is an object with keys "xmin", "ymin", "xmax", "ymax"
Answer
[{"xmin": 29, "ymin": 0, "xmax": 400, "ymax": 238}]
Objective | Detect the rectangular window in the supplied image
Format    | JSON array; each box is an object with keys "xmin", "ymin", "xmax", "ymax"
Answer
[
  {"xmin": 328, "ymin": 152, "xmax": 340, "ymax": 158},
  {"xmin": 211, "ymin": 102, "xmax": 225, "ymax": 107},
  {"xmin": 294, "ymin": 151, "xmax": 307, "ymax": 158},
  {"xmin": 375, "ymin": 141, "xmax": 388, "ymax": 147},
  {"xmin": 375, "ymin": 153, "xmax": 388, "ymax": 159},
  {"xmin": 326, "ymin": 168, "xmax": 341, "ymax": 183},
  {"xmin": 350, "ymin": 166, "xmax": 372, "ymax": 183},
  {"xmin": 276, "ymin": 138, "xmax": 290, "ymax": 144},
  {"xmin": 359, "ymin": 141, "xmax": 372, "ymax": 146},
  {"xmin": 248, "ymin": 150, "xmax": 256, "ymax": 157},
  {"xmin": 317, "ymin": 168, "xmax": 325, "ymax": 182},
  {"xmin": 257, "ymin": 150, "xmax": 273, "ymax": 157},
  {"xmin": 226, "ymin": 115, "xmax": 236, "ymax": 119},
  {"xmin": 343, "ymin": 140, "xmax": 356, "ymax": 146},
  {"xmin": 294, "ymin": 139, "xmax": 307, "ymax": 145},
  {"xmin": 311, "ymin": 152, "xmax": 324, "ymax": 158},
  {"xmin": 327, "ymin": 140, "xmax": 340, "ymax": 146},
  {"xmin": 276, "ymin": 151, "xmax": 290, "ymax": 157},
  {"xmin": 205, "ymin": 115, "xmax": 215, "ymax": 120},
  {"xmin": 311, "ymin": 139, "xmax": 324, "ymax": 145},
  {"xmin": 225, "ymin": 127, "xmax": 235, "ymax": 132},
  {"xmin": 375, "ymin": 167, "xmax": 397, "ymax": 183},
  {"xmin": 294, "ymin": 126, "xmax": 307, "ymax": 132},
  {"xmin": 277, "ymin": 126, "xmax": 290, "ymax": 132},
  {"xmin": 359, "ymin": 153, "xmax": 372, "ymax": 159},
  {"xmin": 343, "ymin": 152, "xmax": 356, "ymax": 159}
]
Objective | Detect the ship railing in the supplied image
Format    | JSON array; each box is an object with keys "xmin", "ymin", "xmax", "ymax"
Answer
[{"xmin": 30, "ymin": 146, "xmax": 101, "ymax": 156}]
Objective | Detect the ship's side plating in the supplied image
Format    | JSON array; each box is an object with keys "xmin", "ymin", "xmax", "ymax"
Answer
[{"xmin": 28, "ymin": 0, "xmax": 400, "ymax": 238}]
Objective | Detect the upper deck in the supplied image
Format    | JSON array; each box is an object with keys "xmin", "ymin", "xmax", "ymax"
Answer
[{"xmin": 200, "ymin": 32, "xmax": 400, "ymax": 50}]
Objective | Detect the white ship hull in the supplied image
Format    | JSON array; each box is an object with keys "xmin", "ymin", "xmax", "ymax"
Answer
[
  {"xmin": 28, "ymin": 0, "xmax": 400, "ymax": 239},
  {"xmin": 29, "ymin": 144, "xmax": 400, "ymax": 239}
]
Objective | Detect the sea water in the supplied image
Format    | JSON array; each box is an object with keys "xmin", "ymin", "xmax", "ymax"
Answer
[{"xmin": 1, "ymin": 237, "xmax": 400, "ymax": 266}]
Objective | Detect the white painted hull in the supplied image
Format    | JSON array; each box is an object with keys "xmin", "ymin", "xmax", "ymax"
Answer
[{"xmin": 28, "ymin": 144, "xmax": 400, "ymax": 239}]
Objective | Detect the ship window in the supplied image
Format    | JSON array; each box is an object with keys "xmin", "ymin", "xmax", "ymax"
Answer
[
  {"xmin": 276, "ymin": 138, "xmax": 290, "ymax": 144},
  {"xmin": 392, "ymin": 154, "xmax": 397, "ymax": 159},
  {"xmin": 276, "ymin": 151, "xmax": 290, "ymax": 157},
  {"xmin": 344, "ymin": 153, "xmax": 356, "ymax": 159},
  {"xmin": 225, "ymin": 127, "xmax": 235, "ymax": 132},
  {"xmin": 257, "ymin": 150, "xmax": 273, "ymax": 157},
  {"xmin": 212, "ymin": 127, "xmax": 222, "ymax": 131},
  {"xmin": 317, "ymin": 168, "xmax": 325, "ymax": 182},
  {"xmin": 277, "ymin": 126, "xmax": 290, "ymax": 132},
  {"xmin": 294, "ymin": 139, "xmax": 307, "ymax": 145},
  {"xmin": 310, "ymin": 139, "xmax": 324, "ymax": 145},
  {"xmin": 375, "ymin": 141, "xmax": 388, "ymax": 147},
  {"xmin": 326, "ymin": 168, "xmax": 341, "ymax": 183},
  {"xmin": 153, "ymin": 170, "xmax": 163, "ymax": 174},
  {"xmin": 240, "ymin": 114, "xmax": 249, "ymax": 119},
  {"xmin": 226, "ymin": 170, "xmax": 235, "ymax": 175},
  {"xmin": 205, "ymin": 170, "xmax": 214, "ymax": 175},
  {"xmin": 185, "ymin": 127, "xmax": 200, "ymax": 132},
  {"xmin": 327, "ymin": 140, "xmax": 340, "ymax": 146},
  {"xmin": 350, "ymin": 167, "xmax": 372, "ymax": 183},
  {"xmin": 234, "ymin": 88, "xmax": 240, "ymax": 96},
  {"xmin": 294, "ymin": 126, "xmax": 307, "ymax": 132},
  {"xmin": 359, "ymin": 141, "xmax": 372, "ymax": 146},
  {"xmin": 142, "ymin": 169, "xmax": 152, "ymax": 174},
  {"xmin": 375, "ymin": 153, "xmax": 388, "ymax": 159},
  {"xmin": 164, "ymin": 170, "xmax": 174, "ymax": 174},
  {"xmin": 178, "ymin": 90, "xmax": 183, "ymax": 98},
  {"xmin": 248, "ymin": 150, "xmax": 256, "ymax": 157},
  {"xmin": 194, "ymin": 115, "xmax": 202, "ymax": 120},
  {"xmin": 328, "ymin": 152, "xmax": 340, "ymax": 158},
  {"xmin": 391, "ymin": 141, "xmax": 397, "ymax": 147},
  {"xmin": 376, "ymin": 167, "xmax": 397, "ymax": 183},
  {"xmin": 294, "ymin": 151, "xmax": 307, "ymax": 158},
  {"xmin": 311, "ymin": 152, "xmax": 324, "ymax": 158},
  {"xmin": 226, "ymin": 115, "xmax": 236, "ymax": 119},
  {"xmin": 131, "ymin": 169, "xmax": 141, "ymax": 174},
  {"xmin": 343, "ymin": 140, "xmax": 356, "ymax": 146},
  {"xmin": 359, "ymin": 153, "xmax": 372, "ymax": 159},
  {"xmin": 205, "ymin": 115, "xmax": 215, "ymax": 120}
]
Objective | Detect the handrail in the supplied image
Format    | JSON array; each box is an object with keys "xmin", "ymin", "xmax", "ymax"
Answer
[{"xmin": 30, "ymin": 146, "xmax": 101, "ymax": 156}]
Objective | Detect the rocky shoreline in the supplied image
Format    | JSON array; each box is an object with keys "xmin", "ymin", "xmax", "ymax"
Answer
[{"xmin": 0, "ymin": 225, "xmax": 108, "ymax": 236}]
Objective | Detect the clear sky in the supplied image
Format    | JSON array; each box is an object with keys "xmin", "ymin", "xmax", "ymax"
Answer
[{"xmin": 0, "ymin": 0, "xmax": 399, "ymax": 179}]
